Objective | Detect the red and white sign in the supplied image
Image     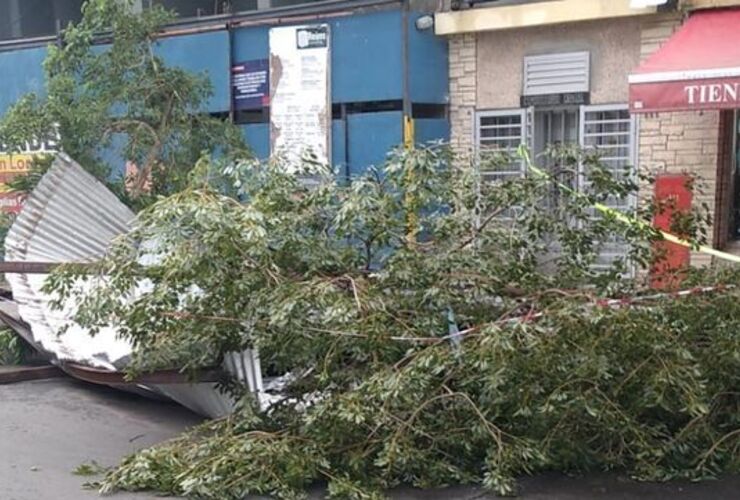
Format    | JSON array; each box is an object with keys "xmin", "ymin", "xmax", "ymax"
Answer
[
  {"xmin": 629, "ymin": 8, "xmax": 740, "ymax": 113},
  {"xmin": 0, "ymin": 134, "xmax": 58, "ymax": 214},
  {"xmin": 630, "ymin": 78, "xmax": 740, "ymax": 113}
]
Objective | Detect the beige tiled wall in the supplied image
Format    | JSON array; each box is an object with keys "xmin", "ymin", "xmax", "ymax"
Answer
[
  {"xmin": 448, "ymin": 33, "xmax": 477, "ymax": 157},
  {"xmin": 446, "ymin": 11, "xmax": 731, "ymax": 267}
]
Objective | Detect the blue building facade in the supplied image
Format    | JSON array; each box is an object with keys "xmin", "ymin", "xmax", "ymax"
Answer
[{"xmin": 0, "ymin": 0, "xmax": 449, "ymax": 178}]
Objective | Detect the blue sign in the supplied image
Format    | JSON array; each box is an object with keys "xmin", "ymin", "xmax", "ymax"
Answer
[{"xmin": 232, "ymin": 59, "xmax": 269, "ymax": 110}]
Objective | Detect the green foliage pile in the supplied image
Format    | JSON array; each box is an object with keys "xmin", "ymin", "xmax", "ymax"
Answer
[
  {"xmin": 45, "ymin": 146, "xmax": 739, "ymax": 499},
  {"xmin": 0, "ymin": 0, "xmax": 248, "ymax": 206}
]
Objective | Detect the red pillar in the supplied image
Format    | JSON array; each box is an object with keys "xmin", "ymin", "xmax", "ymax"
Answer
[{"xmin": 651, "ymin": 174, "xmax": 692, "ymax": 289}]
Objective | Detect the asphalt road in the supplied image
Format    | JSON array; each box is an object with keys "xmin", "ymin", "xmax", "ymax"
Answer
[
  {"xmin": 0, "ymin": 378, "xmax": 200, "ymax": 500},
  {"xmin": 1, "ymin": 378, "xmax": 738, "ymax": 500}
]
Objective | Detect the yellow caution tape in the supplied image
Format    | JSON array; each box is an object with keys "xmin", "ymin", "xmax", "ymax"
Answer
[
  {"xmin": 519, "ymin": 146, "xmax": 740, "ymax": 264},
  {"xmin": 593, "ymin": 202, "xmax": 740, "ymax": 264}
]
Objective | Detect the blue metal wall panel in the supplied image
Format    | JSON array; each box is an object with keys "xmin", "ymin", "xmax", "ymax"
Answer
[
  {"xmin": 96, "ymin": 132, "xmax": 129, "ymax": 180},
  {"xmin": 330, "ymin": 10, "xmax": 403, "ymax": 103},
  {"xmin": 241, "ymin": 123, "xmax": 270, "ymax": 159},
  {"xmin": 155, "ymin": 30, "xmax": 230, "ymax": 113},
  {"xmin": 408, "ymin": 14, "xmax": 449, "ymax": 104},
  {"xmin": 231, "ymin": 9, "xmax": 403, "ymax": 104},
  {"xmin": 415, "ymin": 118, "xmax": 450, "ymax": 146},
  {"xmin": 231, "ymin": 25, "xmax": 269, "ymax": 63},
  {"xmin": 0, "ymin": 32, "xmax": 232, "ymax": 115},
  {"xmin": 347, "ymin": 111, "xmax": 402, "ymax": 177},
  {"xmin": 0, "ymin": 46, "xmax": 47, "ymax": 116}
]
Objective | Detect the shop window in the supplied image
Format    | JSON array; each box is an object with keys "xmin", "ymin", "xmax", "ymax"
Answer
[{"xmin": 710, "ymin": 110, "xmax": 738, "ymax": 250}]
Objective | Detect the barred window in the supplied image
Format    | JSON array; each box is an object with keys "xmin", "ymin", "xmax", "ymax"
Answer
[
  {"xmin": 579, "ymin": 105, "xmax": 636, "ymax": 271},
  {"xmin": 475, "ymin": 109, "xmax": 528, "ymax": 183},
  {"xmin": 474, "ymin": 104, "xmax": 637, "ymax": 272}
]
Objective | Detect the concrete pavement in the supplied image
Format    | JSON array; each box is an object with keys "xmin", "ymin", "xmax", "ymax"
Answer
[{"xmin": 1, "ymin": 378, "xmax": 738, "ymax": 499}]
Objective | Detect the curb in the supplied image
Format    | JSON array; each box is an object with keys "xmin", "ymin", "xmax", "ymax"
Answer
[{"xmin": 0, "ymin": 365, "xmax": 65, "ymax": 385}]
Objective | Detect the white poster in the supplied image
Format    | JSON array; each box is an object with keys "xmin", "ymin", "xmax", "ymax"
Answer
[{"xmin": 269, "ymin": 24, "xmax": 331, "ymax": 169}]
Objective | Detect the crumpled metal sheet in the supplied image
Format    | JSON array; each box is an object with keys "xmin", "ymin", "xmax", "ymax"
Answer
[
  {"xmin": 2, "ymin": 154, "xmax": 256, "ymax": 418},
  {"xmin": 4, "ymin": 153, "xmax": 135, "ymax": 370}
]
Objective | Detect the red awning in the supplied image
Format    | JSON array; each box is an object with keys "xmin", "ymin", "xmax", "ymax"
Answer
[{"xmin": 629, "ymin": 8, "xmax": 740, "ymax": 113}]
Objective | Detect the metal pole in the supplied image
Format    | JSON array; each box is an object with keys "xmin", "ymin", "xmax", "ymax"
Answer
[{"xmin": 0, "ymin": 262, "xmax": 90, "ymax": 274}]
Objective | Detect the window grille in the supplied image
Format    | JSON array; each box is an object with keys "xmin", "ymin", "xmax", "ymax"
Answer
[
  {"xmin": 474, "ymin": 104, "xmax": 637, "ymax": 270},
  {"xmin": 475, "ymin": 109, "xmax": 528, "ymax": 182},
  {"xmin": 579, "ymin": 104, "xmax": 637, "ymax": 271}
]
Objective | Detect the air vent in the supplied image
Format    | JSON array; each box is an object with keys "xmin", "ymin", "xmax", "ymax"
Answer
[{"xmin": 523, "ymin": 51, "xmax": 590, "ymax": 96}]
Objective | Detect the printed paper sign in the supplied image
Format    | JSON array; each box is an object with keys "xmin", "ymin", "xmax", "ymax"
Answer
[{"xmin": 269, "ymin": 24, "xmax": 331, "ymax": 169}]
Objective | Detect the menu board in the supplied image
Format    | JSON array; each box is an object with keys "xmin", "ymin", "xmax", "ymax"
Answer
[{"xmin": 269, "ymin": 24, "xmax": 331, "ymax": 169}]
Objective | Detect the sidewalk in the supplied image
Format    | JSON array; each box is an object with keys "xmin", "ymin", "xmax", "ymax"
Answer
[{"xmin": 0, "ymin": 378, "xmax": 737, "ymax": 500}]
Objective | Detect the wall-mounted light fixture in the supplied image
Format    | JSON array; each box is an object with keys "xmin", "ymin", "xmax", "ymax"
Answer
[{"xmin": 415, "ymin": 15, "xmax": 434, "ymax": 31}]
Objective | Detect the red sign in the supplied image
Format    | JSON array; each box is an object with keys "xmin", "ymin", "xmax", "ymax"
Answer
[{"xmin": 631, "ymin": 78, "xmax": 740, "ymax": 114}]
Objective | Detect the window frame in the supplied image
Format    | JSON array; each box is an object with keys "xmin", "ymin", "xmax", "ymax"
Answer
[{"xmin": 474, "ymin": 107, "xmax": 529, "ymax": 181}]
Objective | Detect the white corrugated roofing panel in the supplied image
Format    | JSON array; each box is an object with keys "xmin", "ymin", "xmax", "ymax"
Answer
[
  {"xmin": 4, "ymin": 154, "xmax": 135, "ymax": 369},
  {"xmin": 3, "ymin": 154, "xmax": 264, "ymax": 418}
]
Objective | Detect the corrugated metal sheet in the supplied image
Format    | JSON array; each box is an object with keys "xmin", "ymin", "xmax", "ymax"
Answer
[
  {"xmin": 2, "ymin": 155, "xmax": 262, "ymax": 418},
  {"xmin": 523, "ymin": 51, "xmax": 591, "ymax": 96},
  {"xmin": 4, "ymin": 154, "xmax": 135, "ymax": 370}
]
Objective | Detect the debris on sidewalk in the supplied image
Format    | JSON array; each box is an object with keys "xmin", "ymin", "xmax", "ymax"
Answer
[{"xmin": 0, "ymin": 154, "xmax": 264, "ymax": 417}]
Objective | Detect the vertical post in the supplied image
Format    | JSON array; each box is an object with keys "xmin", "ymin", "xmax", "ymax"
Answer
[
  {"xmin": 404, "ymin": 115, "xmax": 415, "ymax": 150},
  {"xmin": 228, "ymin": 22, "xmax": 235, "ymax": 123},
  {"xmin": 341, "ymin": 103, "xmax": 350, "ymax": 183},
  {"xmin": 402, "ymin": 4, "xmax": 417, "ymax": 243},
  {"xmin": 55, "ymin": 18, "xmax": 63, "ymax": 48},
  {"xmin": 651, "ymin": 174, "xmax": 692, "ymax": 289},
  {"xmin": 401, "ymin": 2, "xmax": 414, "ymax": 148}
]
